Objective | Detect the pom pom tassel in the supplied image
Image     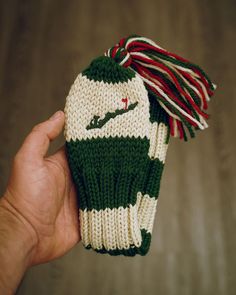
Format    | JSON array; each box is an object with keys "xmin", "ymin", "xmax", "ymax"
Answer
[{"xmin": 105, "ymin": 35, "xmax": 217, "ymax": 140}]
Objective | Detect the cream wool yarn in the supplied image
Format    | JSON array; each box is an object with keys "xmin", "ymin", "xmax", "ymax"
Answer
[{"xmin": 64, "ymin": 34, "xmax": 216, "ymax": 256}]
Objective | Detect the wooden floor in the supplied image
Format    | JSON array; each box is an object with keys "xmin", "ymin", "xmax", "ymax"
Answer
[{"xmin": 0, "ymin": 0, "xmax": 235, "ymax": 294}]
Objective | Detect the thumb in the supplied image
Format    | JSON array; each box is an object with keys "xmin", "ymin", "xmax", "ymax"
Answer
[{"xmin": 17, "ymin": 111, "xmax": 65, "ymax": 161}]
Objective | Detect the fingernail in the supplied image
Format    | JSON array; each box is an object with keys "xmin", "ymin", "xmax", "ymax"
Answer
[{"xmin": 49, "ymin": 111, "xmax": 63, "ymax": 121}]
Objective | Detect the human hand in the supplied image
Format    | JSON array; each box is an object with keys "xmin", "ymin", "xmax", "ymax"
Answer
[{"xmin": 0, "ymin": 111, "xmax": 80, "ymax": 267}]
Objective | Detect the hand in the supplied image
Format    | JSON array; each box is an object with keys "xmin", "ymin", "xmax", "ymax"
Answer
[{"xmin": 0, "ymin": 111, "xmax": 80, "ymax": 266}]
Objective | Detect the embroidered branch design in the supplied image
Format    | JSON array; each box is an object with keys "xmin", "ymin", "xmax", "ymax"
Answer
[{"xmin": 86, "ymin": 101, "xmax": 138, "ymax": 130}]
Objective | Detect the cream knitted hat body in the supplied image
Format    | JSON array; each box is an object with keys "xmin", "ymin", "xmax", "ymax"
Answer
[{"xmin": 64, "ymin": 35, "xmax": 216, "ymax": 256}]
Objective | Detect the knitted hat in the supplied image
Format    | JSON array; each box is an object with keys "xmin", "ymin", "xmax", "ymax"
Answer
[{"xmin": 64, "ymin": 35, "xmax": 216, "ymax": 256}]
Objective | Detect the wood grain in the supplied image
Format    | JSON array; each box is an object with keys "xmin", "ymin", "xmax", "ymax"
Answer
[{"xmin": 0, "ymin": 0, "xmax": 235, "ymax": 294}]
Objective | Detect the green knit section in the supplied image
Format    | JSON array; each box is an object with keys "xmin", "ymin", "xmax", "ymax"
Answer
[
  {"xmin": 82, "ymin": 56, "xmax": 135, "ymax": 84},
  {"xmin": 141, "ymin": 159, "xmax": 165, "ymax": 198},
  {"xmin": 65, "ymin": 137, "xmax": 164, "ymax": 211},
  {"xmin": 85, "ymin": 229, "xmax": 152, "ymax": 256},
  {"xmin": 66, "ymin": 137, "xmax": 146, "ymax": 210}
]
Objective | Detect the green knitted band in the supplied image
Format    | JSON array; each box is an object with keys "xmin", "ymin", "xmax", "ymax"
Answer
[
  {"xmin": 82, "ymin": 56, "xmax": 135, "ymax": 83},
  {"xmin": 65, "ymin": 137, "xmax": 165, "ymax": 211}
]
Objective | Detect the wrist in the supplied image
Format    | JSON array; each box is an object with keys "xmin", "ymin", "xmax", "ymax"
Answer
[
  {"xmin": 0, "ymin": 195, "xmax": 38, "ymax": 265},
  {"xmin": 0, "ymin": 195, "xmax": 38, "ymax": 294}
]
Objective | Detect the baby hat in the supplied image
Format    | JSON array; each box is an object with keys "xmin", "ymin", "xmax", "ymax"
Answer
[{"xmin": 64, "ymin": 35, "xmax": 216, "ymax": 256}]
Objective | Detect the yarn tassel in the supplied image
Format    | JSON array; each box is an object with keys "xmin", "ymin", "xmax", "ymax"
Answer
[{"xmin": 105, "ymin": 35, "xmax": 217, "ymax": 140}]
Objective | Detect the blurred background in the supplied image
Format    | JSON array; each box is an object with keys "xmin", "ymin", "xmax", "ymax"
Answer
[{"xmin": 0, "ymin": 0, "xmax": 235, "ymax": 294}]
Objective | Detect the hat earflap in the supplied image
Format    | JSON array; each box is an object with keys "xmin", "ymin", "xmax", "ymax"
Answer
[{"xmin": 105, "ymin": 35, "xmax": 216, "ymax": 140}]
